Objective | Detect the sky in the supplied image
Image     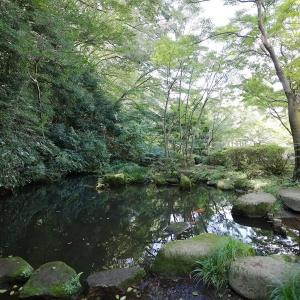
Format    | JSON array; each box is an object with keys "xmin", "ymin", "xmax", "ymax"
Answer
[{"xmin": 201, "ymin": 0, "xmax": 237, "ymax": 26}]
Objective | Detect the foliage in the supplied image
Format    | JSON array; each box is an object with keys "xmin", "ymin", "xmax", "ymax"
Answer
[
  {"xmin": 221, "ymin": 144, "xmax": 288, "ymax": 175},
  {"xmin": 268, "ymin": 272, "xmax": 300, "ymax": 300},
  {"xmin": 105, "ymin": 162, "xmax": 152, "ymax": 184},
  {"xmin": 193, "ymin": 237, "xmax": 253, "ymax": 292}
]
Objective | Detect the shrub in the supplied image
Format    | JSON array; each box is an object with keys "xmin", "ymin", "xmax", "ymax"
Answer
[
  {"xmin": 222, "ymin": 144, "xmax": 287, "ymax": 175},
  {"xmin": 206, "ymin": 150, "xmax": 227, "ymax": 166},
  {"xmin": 193, "ymin": 237, "xmax": 254, "ymax": 292}
]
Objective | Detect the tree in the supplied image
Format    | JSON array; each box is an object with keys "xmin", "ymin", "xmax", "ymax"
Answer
[{"xmin": 218, "ymin": 0, "xmax": 300, "ymax": 178}]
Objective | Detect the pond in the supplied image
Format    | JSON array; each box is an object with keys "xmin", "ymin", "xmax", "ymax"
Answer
[{"xmin": 0, "ymin": 175, "xmax": 300, "ymax": 298}]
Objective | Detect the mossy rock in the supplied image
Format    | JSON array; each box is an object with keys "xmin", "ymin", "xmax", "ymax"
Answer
[
  {"xmin": 0, "ymin": 256, "xmax": 34, "ymax": 285},
  {"xmin": 86, "ymin": 267, "xmax": 145, "ymax": 296},
  {"xmin": 150, "ymin": 233, "xmax": 227, "ymax": 277},
  {"xmin": 232, "ymin": 192, "xmax": 276, "ymax": 217},
  {"xmin": 103, "ymin": 173, "xmax": 125, "ymax": 186},
  {"xmin": 19, "ymin": 261, "xmax": 82, "ymax": 299},
  {"xmin": 179, "ymin": 174, "xmax": 192, "ymax": 190},
  {"xmin": 155, "ymin": 176, "xmax": 167, "ymax": 186}
]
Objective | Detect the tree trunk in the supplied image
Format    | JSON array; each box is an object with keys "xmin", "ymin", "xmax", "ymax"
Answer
[{"xmin": 256, "ymin": 0, "xmax": 300, "ymax": 179}]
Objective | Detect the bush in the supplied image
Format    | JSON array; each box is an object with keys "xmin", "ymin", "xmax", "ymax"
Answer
[
  {"xmin": 221, "ymin": 144, "xmax": 287, "ymax": 175},
  {"xmin": 206, "ymin": 150, "xmax": 227, "ymax": 166}
]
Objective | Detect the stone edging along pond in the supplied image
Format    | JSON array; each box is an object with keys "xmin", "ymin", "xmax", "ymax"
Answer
[{"xmin": 1, "ymin": 233, "xmax": 300, "ymax": 300}]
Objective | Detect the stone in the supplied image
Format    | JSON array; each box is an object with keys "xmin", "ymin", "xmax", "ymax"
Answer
[
  {"xmin": 229, "ymin": 256, "xmax": 299, "ymax": 300},
  {"xmin": 103, "ymin": 173, "xmax": 125, "ymax": 186},
  {"xmin": 0, "ymin": 256, "xmax": 34, "ymax": 285},
  {"xmin": 155, "ymin": 176, "xmax": 167, "ymax": 186},
  {"xmin": 150, "ymin": 233, "xmax": 227, "ymax": 277},
  {"xmin": 231, "ymin": 192, "xmax": 276, "ymax": 217},
  {"xmin": 278, "ymin": 187, "xmax": 300, "ymax": 212},
  {"xmin": 85, "ymin": 267, "xmax": 145, "ymax": 297},
  {"xmin": 179, "ymin": 174, "xmax": 192, "ymax": 190},
  {"xmin": 164, "ymin": 222, "xmax": 190, "ymax": 235},
  {"xmin": 19, "ymin": 261, "xmax": 82, "ymax": 299}
]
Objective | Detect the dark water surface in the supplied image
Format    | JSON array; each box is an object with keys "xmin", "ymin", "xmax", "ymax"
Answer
[{"xmin": 1, "ymin": 175, "xmax": 300, "ymax": 298}]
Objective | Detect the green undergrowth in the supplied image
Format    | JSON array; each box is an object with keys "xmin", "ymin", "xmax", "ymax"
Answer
[
  {"xmin": 104, "ymin": 162, "xmax": 152, "ymax": 184},
  {"xmin": 192, "ymin": 237, "xmax": 254, "ymax": 293},
  {"xmin": 268, "ymin": 272, "xmax": 300, "ymax": 300}
]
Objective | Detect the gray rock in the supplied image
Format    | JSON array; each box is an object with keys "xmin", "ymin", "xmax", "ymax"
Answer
[
  {"xmin": 278, "ymin": 187, "xmax": 300, "ymax": 212},
  {"xmin": 19, "ymin": 261, "xmax": 82, "ymax": 299},
  {"xmin": 231, "ymin": 192, "xmax": 276, "ymax": 217},
  {"xmin": 150, "ymin": 233, "xmax": 227, "ymax": 277},
  {"xmin": 164, "ymin": 222, "xmax": 190, "ymax": 235},
  {"xmin": 229, "ymin": 256, "xmax": 299, "ymax": 300},
  {"xmin": 0, "ymin": 256, "xmax": 33, "ymax": 284},
  {"xmin": 86, "ymin": 267, "xmax": 145, "ymax": 296}
]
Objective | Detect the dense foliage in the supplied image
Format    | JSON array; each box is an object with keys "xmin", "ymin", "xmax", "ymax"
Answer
[
  {"xmin": 0, "ymin": 0, "xmax": 148, "ymax": 190},
  {"xmin": 208, "ymin": 144, "xmax": 288, "ymax": 176},
  {"xmin": 0, "ymin": 0, "xmax": 298, "ymax": 190}
]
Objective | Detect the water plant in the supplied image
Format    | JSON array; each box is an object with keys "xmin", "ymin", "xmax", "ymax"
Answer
[
  {"xmin": 192, "ymin": 236, "xmax": 254, "ymax": 292},
  {"xmin": 268, "ymin": 272, "xmax": 300, "ymax": 300}
]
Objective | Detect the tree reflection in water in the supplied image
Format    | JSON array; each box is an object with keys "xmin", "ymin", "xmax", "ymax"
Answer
[{"xmin": 0, "ymin": 175, "xmax": 299, "ymax": 281}]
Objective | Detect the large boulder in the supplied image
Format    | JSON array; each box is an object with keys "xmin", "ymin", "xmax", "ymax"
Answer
[
  {"xmin": 85, "ymin": 267, "xmax": 145, "ymax": 297},
  {"xmin": 179, "ymin": 174, "xmax": 192, "ymax": 190},
  {"xmin": 278, "ymin": 187, "xmax": 300, "ymax": 212},
  {"xmin": 150, "ymin": 233, "xmax": 226, "ymax": 277},
  {"xmin": 229, "ymin": 256, "xmax": 299, "ymax": 300},
  {"xmin": 0, "ymin": 256, "xmax": 34, "ymax": 285},
  {"xmin": 19, "ymin": 261, "xmax": 82, "ymax": 299},
  {"xmin": 103, "ymin": 173, "xmax": 125, "ymax": 186},
  {"xmin": 231, "ymin": 192, "xmax": 276, "ymax": 217}
]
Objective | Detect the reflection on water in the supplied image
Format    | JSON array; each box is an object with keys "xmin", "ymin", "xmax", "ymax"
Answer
[{"xmin": 0, "ymin": 175, "xmax": 299, "ymax": 281}]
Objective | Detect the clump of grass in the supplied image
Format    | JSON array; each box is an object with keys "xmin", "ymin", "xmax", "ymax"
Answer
[
  {"xmin": 268, "ymin": 272, "xmax": 300, "ymax": 300},
  {"xmin": 192, "ymin": 237, "xmax": 254, "ymax": 292}
]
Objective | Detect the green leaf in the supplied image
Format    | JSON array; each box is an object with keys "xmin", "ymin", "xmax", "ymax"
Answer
[
  {"xmin": 120, "ymin": 296, "xmax": 126, "ymax": 300},
  {"xmin": 116, "ymin": 295, "xmax": 120, "ymax": 299},
  {"xmin": 192, "ymin": 291, "xmax": 199, "ymax": 296},
  {"xmin": 0, "ymin": 290, "xmax": 7, "ymax": 294},
  {"xmin": 127, "ymin": 287, "xmax": 133, "ymax": 292}
]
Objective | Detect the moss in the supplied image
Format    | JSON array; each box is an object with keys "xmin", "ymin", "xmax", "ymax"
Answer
[
  {"xmin": 103, "ymin": 173, "xmax": 125, "ymax": 186},
  {"xmin": 0, "ymin": 257, "xmax": 34, "ymax": 284},
  {"xmin": 232, "ymin": 201, "xmax": 275, "ymax": 217},
  {"xmin": 20, "ymin": 261, "xmax": 81, "ymax": 299},
  {"xmin": 150, "ymin": 234, "xmax": 227, "ymax": 277},
  {"xmin": 179, "ymin": 174, "xmax": 192, "ymax": 190},
  {"xmin": 155, "ymin": 176, "xmax": 167, "ymax": 186}
]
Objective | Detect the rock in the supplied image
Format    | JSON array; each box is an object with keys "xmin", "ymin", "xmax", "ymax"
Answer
[
  {"xmin": 150, "ymin": 233, "xmax": 227, "ymax": 277},
  {"xmin": 164, "ymin": 222, "xmax": 190, "ymax": 235},
  {"xmin": 278, "ymin": 187, "xmax": 300, "ymax": 212},
  {"xmin": 229, "ymin": 256, "xmax": 299, "ymax": 300},
  {"xmin": 0, "ymin": 256, "xmax": 34, "ymax": 285},
  {"xmin": 166, "ymin": 177, "xmax": 179, "ymax": 185},
  {"xmin": 179, "ymin": 174, "xmax": 192, "ymax": 190},
  {"xmin": 19, "ymin": 261, "xmax": 82, "ymax": 299},
  {"xmin": 155, "ymin": 176, "xmax": 167, "ymax": 186},
  {"xmin": 103, "ymin": 173, "xmax": 125, "ymax": 186},
  {"xmin": 231, "ymin": 192, "xmax": 276, "ymax": 217},
  {"xmin": 85, "ymin": 267, "xmax": 145, "ymax": 297}
]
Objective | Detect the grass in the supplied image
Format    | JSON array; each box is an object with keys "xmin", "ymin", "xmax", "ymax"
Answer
[
  {"xmin": 192, "ymin": 237, "xmax": 254, "ymax": 292},
  {"xmin": 268, "ymin": 272, "xmax": 300, "ymax": 300}
]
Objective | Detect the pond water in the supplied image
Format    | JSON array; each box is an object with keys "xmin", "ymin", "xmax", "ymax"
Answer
[{"xmin": 0, "ymin": 175, "xmax": 300, "ymax": 297}]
